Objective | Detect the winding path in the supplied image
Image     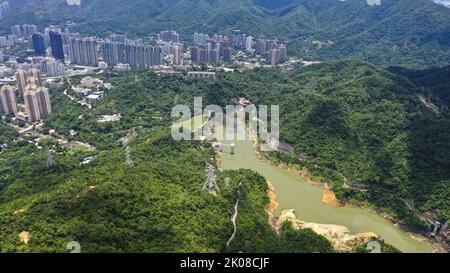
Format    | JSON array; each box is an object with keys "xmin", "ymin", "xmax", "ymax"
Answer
[{"xmin": 226, "ymin": 181, "xmax": 242, "ymax": 249}]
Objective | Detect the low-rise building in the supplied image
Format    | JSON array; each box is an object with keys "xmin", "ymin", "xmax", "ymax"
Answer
[
  {"xmin": 85, "ymin": 91, "xmax": 104, "ymax": 107},
  {"xmin": 187, "ymin": 71, "xmax": 216, "ymax": 79}
]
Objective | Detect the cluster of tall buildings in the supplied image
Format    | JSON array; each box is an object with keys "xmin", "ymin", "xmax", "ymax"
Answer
[
  {"xmin": 0, "ymin": 68, "xmax": 52, "ymax": 122},
  {"xmin": 27, "ymin": 56, "xmax": 65, "ymax": 77},
  {"xmin": 13, "ymin": 68, "xmax": 52, "ymax": 122},
  {"xmin": 23, "ymin": 83, "xmax": 52, "ymax": 122},
  {"xmin": 11, "ymin": 24, "xmax": 38, "ymax": 38},
  {"xmin": 255, "ymin": 38, "xmax": 287, "ymax": 65},
  {"xmin": 38, "ymin": 58, "xmax": 65, "ymax": 76},
  {"xmin": 15, "ymin": 68, "xmax": 42, "ymax": 96},
  {"xmin": 191, "ymin": 30, "xmax": 287, "ymax": 65},
  {"xmin": 0, "ymin": 1, "xmax": 9, "ymax": 19},
  {"xmin": 33, "ymin": 28, "xmax": 97, "ymax": 66},
  {"xmin": 0, "ymin": 25, "xmax": 35, "ymax": 47},
  {"xmin": 159, "ymin": 42, "xmax": 184, "ymax": 65},
  {"xmin": 109, "ymin": 33, "xmax": 127, "ymax": 44},
  {"xmin": 14, "ymin": 55, "xmax": 65, "ymax": 77},
  {"xmin": 171, "ymin": 44, "xmax": 183, "ymax": 66},
  {"xmin": 67, "ymin": 36, "xmax": 98, "ymax": 66},
  {"xmin": 102, "ymin": 39, "xmax": 162, "ymax": 68},
  {"xmin": 0, "ymin": 35, "xmax": 18, "ymax": 47},
  {"xmin": 231, "ymin": 30, "xmax": 250, "ymax": 49},
  {"xmin": 232, "ymin": 30, "xmax": 287, "ymax": 65},
  {"xmin": 191, "ymin": 33, "xmax": 232, "ymax": 65},
  {"xmin": 157, "ymin": 31, "xmax": 180, "ymax": 43},
  {"xmin": 31, "ymin": 28, "xmax": 166, "ymax": 68}
]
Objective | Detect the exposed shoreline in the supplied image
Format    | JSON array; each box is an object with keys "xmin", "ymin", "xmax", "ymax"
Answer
[{"xmin": 251, "ymin": 141, "xmax": 440, "ymax": 252}]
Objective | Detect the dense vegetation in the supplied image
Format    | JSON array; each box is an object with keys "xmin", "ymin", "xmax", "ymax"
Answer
[
  {"xmin": 226, "ymin": 169, "xmax": 333, "ymax": 253},
  {"xmin": 244, "ymin": 61, "xmax": 450, "ymax": 230},
  {"xmin": 227, "ymin": 61, "xmax": 450, "ymax": 230},
  {"xmin": 3, "ymin": 0, "xmax": 447, "ymax": 254},
  {"xmin": 37, "ymin": 60, "xmax": 450, "ymax": 233},
  {"xmin": 42, "ymin": 61, "xmax": 450, "ymax": 229},
  {"xmin": 3, "ymin": 59, "xmax": 426, "ymax": 252},
  {"xmin": 2, "ymin": 0, "xmax": 450, "ymax": 68},
  {"xmin": 0, "ymin": 124, "xmax": 336, "ymax": 252},
  {"xmin": 0, "ymin": 74, "xmax": 339, "ymax": 252},
  {"xmin": 389, "ymin": 65, "xmax": 450, "ymax": 109}
]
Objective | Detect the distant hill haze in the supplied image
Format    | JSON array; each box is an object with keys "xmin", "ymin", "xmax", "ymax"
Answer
[{"xmin": 2, "ymin": 0, "xmax": 450, "ymax": 68}]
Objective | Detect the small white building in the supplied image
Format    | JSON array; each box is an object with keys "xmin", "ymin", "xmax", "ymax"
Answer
[
  {"xmin": 85, "ymin": 91, "xmax": 105, "ymax": 107},
  {"xmin": 187, "ymin": 71, "xmax": 216, "ymax": 79}
]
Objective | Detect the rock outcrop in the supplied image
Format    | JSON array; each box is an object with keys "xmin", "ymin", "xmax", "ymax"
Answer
[{"xmin": 276, "ymin": 209, "xmax": 377, "ymax": 252}]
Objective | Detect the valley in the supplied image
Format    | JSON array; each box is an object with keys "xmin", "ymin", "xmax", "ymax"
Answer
[{"xmin": 0, "ymin": 0, "xmax": 449, "ymax": 255}]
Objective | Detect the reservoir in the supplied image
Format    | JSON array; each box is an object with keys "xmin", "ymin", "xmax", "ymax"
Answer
[
  {"xmin": 220, "ymin": 139, "xmax": 433, "ymax": 253},
  {"xmin": 175, "ymin": 115, "xmax": 433, "ymax": 253}
]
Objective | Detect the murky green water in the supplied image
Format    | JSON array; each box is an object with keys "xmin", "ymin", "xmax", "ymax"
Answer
[
  {"xmin": 175, "ymin": 115, "xmax": 433, "ymax": 253},
  {"xmin": 220, "ymin": 139, "xmax": 433, "ymax": 253}
]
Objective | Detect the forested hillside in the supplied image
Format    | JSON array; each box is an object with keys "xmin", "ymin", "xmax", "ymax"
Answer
[
  {"xmin": 0, "ymin": 122, "xmax": 338, "ymax": 252},
  {"xmin": 216, "ymin": 61, "xmax": 450, "ymax": 229},
  {"xmin": 2, "ymin": 0, "xmax": 450, "ymax": 68},
  {"xmin": 389, "ymin": 65, "xmax": 450, "ymax": 109},
  {"xmin": 2, "ymin": 58, "xmax": 447, "ymax": 251},
  {"xmin": 35, "ymin": 60, "xmax": 450, "ymax": 231}
]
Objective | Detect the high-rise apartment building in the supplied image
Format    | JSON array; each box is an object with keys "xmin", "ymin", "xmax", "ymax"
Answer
[
  {"xmin": 157, "ymin": 31, "xmax": 180, "ymax": 43},
  {"xmin": 210, "ymin": 49, "xmax": 220, "ymax": 65},
  {"xmin": 68, "ymin": 36, "xmax": 98, "ymax": 66},
  {"xmin": 191, "ymin": 47, "xmax": 208, "ymax": 65},
  {"xmin": 7, "ymin": 35, "xmax": 17, "ymax": 46},
  {"xmin": 194, "ymin": 33, "xmax": 210, "ymax": 46},
  {"xmin": 222, "ymin": 47, "xmax": 232, "ymax": 63},
  {"xmin": 191, "ymin": 33, "xmax": 233, "ymax": 64},
  {"xmin": 172, "ymin": 45, "xmax": 183, "ymax": 66},
  {"xmin": 22, "ymin": 24, "xmax": 38, "ymax": 37},
  {"xmin": 15, "ymin": 69, "xmax": 28, "ymax": 96},
  {"xmin": 268, "ymin": 44, "xmax": 287, "ymax": 65},
  {"xmin": 254, "ymin": 38, "xmax": 287, "ymax": 65},
  {"xmin": 11, "ymin": 25, "xmax": 22, "ymax": 37},
  {"xmin": 26, "ymin": 76, "xmax": 40, "ymax": 87},
  {"xmin": 28, "ymin": 68, "xmax": 42, "ymax": 86},
  {"xmin": 110, "ymin": 33, "xmax": 127, "ymax": 44},
  {"xmin": 32, "ymin": 33, "xmax": 46, "ymax": 56},
  {"xmin": 194, "ymin": 33, "xmax": 199, "ymax": 45},
  {"xmin": 101, "ymin": 41, "xmax": 126, "ymax": 66},
  {"xmin": 0, "ymin": 1, "xmax": 9, "ymax": 19},
  {"xmin": 101, "ymin": 40, "xmax": 161, "ymax": 67},
  {"xmin": 24, "ymin": 84, "xmax": 41, "ymax": 122},
  {"xmin": 37, "ymin": 86, "xmax": 52, "ymax": 118},
  {"xmin": 0, "ymin": 36, "xmax": 7, "ymax": 47},
  {"xmin": 49, "ymin": 31, "xmax": 65, "ymax": 60},
  {"xmin": 42, "ymin": 58, "xmax": 65, "ymax": 76},
  {"xmin": 0, "ymin": 85, "xmax": 18, "ymax": 114},
  {"xmin": 190, "ymin": 47, "xmax": 199, "ymax": 64},
  {"xmin": 24, "ymin": 84, "xmax": 51, "ymax": 122},
  {"xmin": 15, "ymin": 68, "xmax": 44, "ymax": 96},
  {"xmin": 232, "ymin": 30, "xmax": 247, "ymax": 48},
  {"xmin": 255, "ymin": 39, "xmax": 268, "ymax": 55},
  {"xmin": 11, "ymin": 24, "xmax": 38, "ymax": 38},
  {"xmin": 245, "ymin": 36, "xmax": 254, "ymax": 53}
]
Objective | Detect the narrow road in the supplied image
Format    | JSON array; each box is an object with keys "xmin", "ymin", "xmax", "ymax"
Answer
[
  {"xmin": 226, "ymin": 181, "xmax": 242, "ymax": 249},
  {"xmin": 63, "ymin": 79, "xmax": 92, "ymax": 109}
]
